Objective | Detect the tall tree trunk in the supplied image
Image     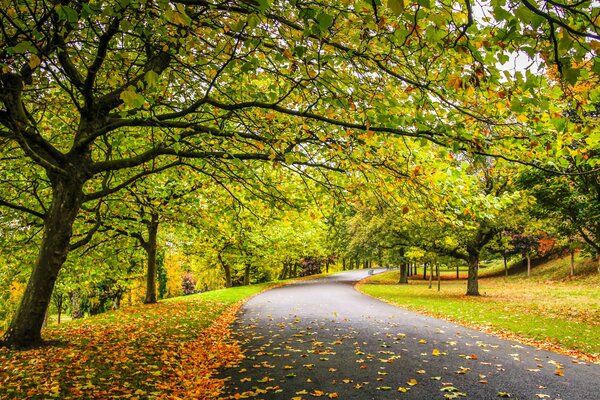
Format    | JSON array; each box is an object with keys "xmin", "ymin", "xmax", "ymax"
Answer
[
  {"xmin": 342, "ymin": 258, "xmax": 346, "ymax": 271},
  {"xmin": 70, "ymin": 290, "xmax": 83, "ymax": 319},
  {"xmin": 526, "ymin": 253, "xmax": 531, "ymax": 277},
  {"xmin": 399, "ymin": 263, "xmax": 409, "ymax": 284},
  {"xmin": 423, "ymin": 264, "xmax": 427, "ymax": 280},
  {"xmin": 466, "ymin": 255, "xmax": 480, "ymax": 296},
  {"xmin": 56, "ymin": 295, "xmax": 63, "ymax": 325},
  {"xmin": 280, "ymin": 262, "xmax": 289, "ymax": 280},
  {"xmin": 218, "ymin": 252, "xmax": 232, "ymax": 287},
  {"xmin": 456, "ymin": 264, "xmax": 459, "ymax": 279},
  {"xmin": 503, "ymin": 252, "xmax": 508, "ymax": 277},
  {"xmin": 570, "ymin": 247, "xmax": 575, "ymax": 277},
  {"xmin": 144, "ymin": 213, "xmax": 159, "ymax": 304},
  {"xmin": 437, "ymin": 264, "xmax": 441, "ymax": 291},
  {"xmin": 428, "ymin": 262, "xmax": 433, "ymax": 289},
  {"xmin": 244, "ymin": 263, "xmax": 251, "ymax": 286},
  {"xmin": 2, "ymin": 177, "xmax": 84, "ymax": 347}
]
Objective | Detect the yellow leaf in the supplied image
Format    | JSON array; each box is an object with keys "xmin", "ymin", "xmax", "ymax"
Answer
[
  {"xmin": 516, "ymin": 114, "xmax": 528, "ymax": 123},
  {"xmin": 447, "ymin": 74, "xmax": 463, "ymax": 90},
  {"xmin": 432, "ymin": 348, "xmax": 441, "ymax": 356},
  {"xmin": 407, "ymin": 378, "xmax": 418, "ymax": 386},
  {"xmin": 28, "ymin": 54, "xmax": 41, "ymax": 69},
  {"xmin": 554, "ymin": 369, "xmax": 564, "ymax": 376}
]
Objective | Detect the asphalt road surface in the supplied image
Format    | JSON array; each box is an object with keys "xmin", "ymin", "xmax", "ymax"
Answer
[{"xmin": 220, "ymin": 270, "xmax": 600, "ymax": 399}]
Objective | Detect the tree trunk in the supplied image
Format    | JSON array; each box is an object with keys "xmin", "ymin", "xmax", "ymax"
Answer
[
  {"xmin": 280, "ymin": 262, "xmax": 289, "ymax": 280},
  {"xmin": 503, "ymin": 252, "xmax": 508, "ymax": 277},
  {"xmin": 144, "ymin": 213, "xmax": 159, "ymax": 304},
  {"xmin": 466, "ymin": 255, "xmax": 480, "ymax": 296},
  {"xmin": 570, "ymin": 248, "xmax": 575, "ymax": 277},
  {"xmin": 423, "ymin": 264, "xmax": 427, "ymax": 280},
  {"xmin": 456, "ymin": 264, "xmax": 459, "ymax": 279},
  {"xmin": 437, "ymin": 264, "xmax": 441, "ymax": 291},
  {"xmin": 428, "ymin": 262, "xmax": 433, "ymax": 289},
  {"xmin": 70, "ymin": 290, "xmax": 83, "ymax": 319},
  {"xmin": 526, "ymin": 253, "xmax": 531, "ymax": 277},
  {"xmin": 244, "ymin": 263, "xmax": 251, "ymax": 286},
  {"xmin": 342, "ymin": 258, "xmax": 346, "ymax": 271},
  {"xmin": 399, "ymin": 263, "xmax": 409, "ymax": 284},
  {"xmin": 2, "ymin": 176, "xmax": 84, "ymax": 347},
  {"xmin": 218, "ymin": 252, "xmax": 232, "ymax": 287}
]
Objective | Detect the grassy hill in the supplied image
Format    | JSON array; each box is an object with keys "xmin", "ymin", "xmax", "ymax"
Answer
[{"xmin": 359, "ymin": 255, "xmax": 600, "ymax": 363}]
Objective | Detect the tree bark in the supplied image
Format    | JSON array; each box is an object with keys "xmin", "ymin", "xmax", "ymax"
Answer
[
  {"xmin": 2, "ymin": 176, "xmax": 84, "ymax": 347},
  {"xmin": 503, "ymin": 252, "xmax": 508, "ymax": 277},
  {"xmin": 466, "ymin": 255, "xmax": 480, "ymax": 296},
  {"xmin": 399, "ymin": 263, "xmax": 409, "ymax": 284},
  {"xmin": 428, "ymin": 262, "xmax": 433, "ymax": 289},
  {"xmin": 570, "ymin": 247, "xmax": 575, "ymax": 277},
  {"xmin": 437, "ymin": 264, "xmax": 441, "ymax": 291},
  {"xmin": 280, "ymin": 262, "xmax": 289, "ymax": 280},
  {"xmin": 526, "ymin": 253, "xmax": 531, "ymax": 277},
  {"xmin": 423, "ymin": 264, "xmax": 427, "ymax": 280},
  {"xmin": 218, "ymin": 251, "xmax": 232, "ymax": 287},
  {"xmin": 143, "ymin": 212, "xmax": 159, "ymax": 304},
  {"xmin": 244, "ymin": 263, "xmax": 250, "ymax": 286}
]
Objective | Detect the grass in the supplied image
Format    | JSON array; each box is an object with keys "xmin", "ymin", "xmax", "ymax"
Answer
[
  {"xmin": 358, "ymin": 257, "xmax": 600, "ymax": 362},
  {"xmin": 0, "ymin": 282, "xmax": 279, "ymax": 399}
]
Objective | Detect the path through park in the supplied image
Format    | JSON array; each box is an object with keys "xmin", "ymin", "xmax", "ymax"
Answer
[{"xmin": 220, "ymin": 270, "xmax": 600, "ymax": 399}]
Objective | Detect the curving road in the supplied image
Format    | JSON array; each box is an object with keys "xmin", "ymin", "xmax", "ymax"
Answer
[{"xmin": 220, "ymin": 270, "xmax": 600, "ymax": 399}]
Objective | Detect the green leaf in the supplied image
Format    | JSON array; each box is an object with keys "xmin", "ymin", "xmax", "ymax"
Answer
[
  {"xmin": 120, "ymin": 87, "xmax": 145, "ymax": 108},
  {"xmin": 387, "ymin": 0, "xmax": 404, "ymax": 16},
  {"xmin": 144, "ymin": 70, "xmax": 160, "ymax": 87},
  {"xmin": 10, "ymin": 41, "xmax": 34, "ymax": 54},
  {"xmin": 316, "ymin": 13, "xmax": 334, "ymax": 32},
  {"xmin": 56, "ymin": 4, "xmax": 79, "ymax": 22}
]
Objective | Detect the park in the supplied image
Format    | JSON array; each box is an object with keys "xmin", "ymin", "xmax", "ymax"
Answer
[{"xmin": 0, "ymin": 0, "xmax": 599, "ymax": 398}]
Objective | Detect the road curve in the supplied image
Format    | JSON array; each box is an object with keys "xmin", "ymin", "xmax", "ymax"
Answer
[{"xmin": 220, "ymin": 270, "xmax": 600, "ymax": 399}]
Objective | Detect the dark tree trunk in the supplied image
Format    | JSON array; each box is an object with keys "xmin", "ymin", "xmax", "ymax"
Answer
[
  {"xmin": 526, "ymin": 253, "xmax": 531, "ymax": 277},
  {"xmin": 342, "ymin": 258, "xmax": 346, "ymax": 271},
  {"xmin": 143, "ymin": 213, "xmax": 159, "ymax": 304},
  {"xmin": 54, "ymin": 294, "xmax": 64, "ymax": 324},
  {"xmin": 437, "ymin": 264, "xmax": 441, "ymax": 291},
  {"xmin": 244, "ymin": 263, "xmax": 250, "ymax": 286},
  {"xmin": 218, "ymin": 252, "xmax": 232, "ymax": 287},
  {"xmin": 280, "ymin": 262, "xmax": 289, "ymax": 280},
  {"xmin": 456, "ymin": 264, "xmax": 459, "ymax": 279},
  {"xmin": 428, "ymin": 262, "xmax": 433, "ymax": 289},
  {"xmin": 399, "ymin": 263, "xmax": 409, "ymax": 284},
  {"xmin": 466, "ymin": 255, "xmax": 480, "ymax": 296},
  {"xmin": 423, "ymin": 264, "xmax": 427, "ymax": 280},
  {"xmin": 2, "ymin": 176, "xmax": 84, "ymax": 347},
  {"xmin": 503, "ymin": 252, "xmax": 508, "ymax": 277}
]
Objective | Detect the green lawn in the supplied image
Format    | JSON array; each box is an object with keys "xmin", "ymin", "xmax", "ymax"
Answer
[{"xmin": 359, "ymin": 267, "xmax": 600, "ymax": 361}]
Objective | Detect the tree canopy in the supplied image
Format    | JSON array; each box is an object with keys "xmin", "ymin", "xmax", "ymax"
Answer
[{"xmin": 1, "ymin": 0, "xmax": 598, "ymax": 347}]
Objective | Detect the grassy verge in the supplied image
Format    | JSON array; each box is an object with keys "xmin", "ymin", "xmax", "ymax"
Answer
[
  {"xmin": 0, "ymin": 282, "xmax": 278, "ymax": 399},
  {"xmin": 358, "ymin": 269, "xmax": 600, "ymax": 362}
]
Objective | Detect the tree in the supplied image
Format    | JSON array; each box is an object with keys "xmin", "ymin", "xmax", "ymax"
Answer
[{"xmin": 1, "ymin": 0, "xmax": 597, "ymax": 347}]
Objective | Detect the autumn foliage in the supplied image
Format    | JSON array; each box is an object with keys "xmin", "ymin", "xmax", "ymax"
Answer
[{"xmin": 0, "ymin": 296, "xmax": 245, "ymax": 399}]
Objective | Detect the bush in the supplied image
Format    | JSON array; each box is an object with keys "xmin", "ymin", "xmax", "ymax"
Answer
[{"xmin": 181, "ymin": 273, "xmax": 197, "ymax": 295}]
